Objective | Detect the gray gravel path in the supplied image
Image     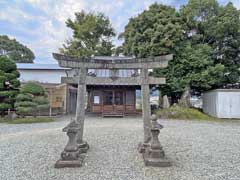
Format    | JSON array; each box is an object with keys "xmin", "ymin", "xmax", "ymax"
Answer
[{"xmin": 1, "ymin": 116, "xmax": 240, "ymax": 180}]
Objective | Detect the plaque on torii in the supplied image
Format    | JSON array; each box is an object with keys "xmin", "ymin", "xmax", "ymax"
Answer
[{"xmin": 53, "ymin": 53, "xmax": 173, "ymax": 168}]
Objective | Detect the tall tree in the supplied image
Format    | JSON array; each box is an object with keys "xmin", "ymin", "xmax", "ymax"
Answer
[
  {"xmin": 0, "ymin": 56, "xmax": 20, "ymax": 115},
  {"xmin": 154, "ymin": 42, "xmax": 224, "ymax": 100},
  {"xmin": 0, "ymin": 35, "xmax": 35, "ymax": 63},
  {"xmin": 121, "ymin": 2, "xmax": 227, "ymax": 103},
  {"xmin": 181, "ymin": 0, "xmax": 240, "ymax": 85},
  {"xmin": 121, "ymin": 3, "xmax": 184, "ymax": 57},
  {"xmin": 60, "ymin": 11, "xmax": 116, "ymax": 57}
]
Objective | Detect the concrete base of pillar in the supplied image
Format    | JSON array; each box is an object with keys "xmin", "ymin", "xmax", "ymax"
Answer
[
  {"xmin": 55, "ymin": 155, "xmax": 85, "ymax": 168},
  {"xmin": 138, "ymin": 143, "xmax": 172, "ymax": 167},
  {"xmin": 143, "ymin": 154, "xmax": 171, "ymax": 167}
]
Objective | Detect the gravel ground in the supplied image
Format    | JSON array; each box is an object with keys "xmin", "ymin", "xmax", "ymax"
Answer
[{"xmin": 1, "ymin": 116, "xmax": 240, "ymax": 180}]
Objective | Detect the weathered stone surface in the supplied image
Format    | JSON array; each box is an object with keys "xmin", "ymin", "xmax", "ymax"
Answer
[
  {"xmin": 55, "ymin": 157, "xmax": 85, "ymax": 168},
  {"xmin": 178, "ymin": 86, "xmax": 191, "ymax": 108},
  {"xmin": 75, "ymin": 68, "xmax": 87, "ymax": 144},
  {"xmin": 142, "ymin": 115, "xmax": 171, "ymax": 167},
  {"xmin": 55, "ymin": 121, "xmax": 87, "ymax": 168},
  {"xmin": 141, "ymin": 68, "xmax": 152, "ymax": 144},
  {"xmin": 61, "ymin": 76, "xmax": 166, "ymax": 85},
  {"xmin": 162, "ymin": 95, "xmax": 170, "ymax": 109},
  {"xmin": 6, "ymin": 111, "xmax": 18, "ymax": 120},
  {"xmin": 53, "ymin": 53, "xmax": 173, "ymax": 69}
]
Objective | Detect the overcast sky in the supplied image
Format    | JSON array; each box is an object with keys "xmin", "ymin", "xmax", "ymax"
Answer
[{"xmin": 0, "ymin": 0, "xmax": 239, "ymax": 64}]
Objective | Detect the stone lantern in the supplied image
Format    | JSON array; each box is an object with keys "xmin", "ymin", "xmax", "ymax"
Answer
[
  {"xmin": 55, "ymin": 121, "xmax": 88, "ymax": 168},
  {"xmin": 142, "ymin": 114, "xmax": 171, "ymax": 167}
]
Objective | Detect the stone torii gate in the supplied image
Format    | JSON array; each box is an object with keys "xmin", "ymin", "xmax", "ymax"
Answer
[{"xmin": 53, "ymin": 53, "xmax": 172, "ymax": 168}]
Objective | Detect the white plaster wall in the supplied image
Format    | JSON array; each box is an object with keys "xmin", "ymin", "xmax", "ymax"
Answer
[
  {"xmin": 203, "ymin": 90, "xmax": 240, "ymax": 118},
  {"xmin": 18, "ymin": 69, "xmax": 66, "ymax": 84}
]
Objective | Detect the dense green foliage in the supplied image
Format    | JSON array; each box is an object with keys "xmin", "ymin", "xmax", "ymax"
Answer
[
  {"xmin": 20, "ymin": 82, "xmax": 45, "ymax": 95},
  {"xmin": 121, "ymin": 4, "xmax": 184, "ymax": 57},
  {"xmin": 0, "ymin": 56, "xmax": 20, "ymax": 114},
  {"xmin": 0, "ymin": 35, "xmax": 35, "ymax": 63},
  {"xmin": 154, "ymin": 43, "xmax": 225, "ymax": 97},
  {"xmin": 60, "ymin": 11, "xmax": 116, "ymax": 57},
  {"xmin": 121, "ymin": 1, "xmax": 240, "ymax": 100},
  {"xmin": 15, "ymin": 82, "xmax": 49, "ymax": 117},
  {"xmin": 181, "ymin": 0, "xmax": 240, "ymax": 85}
]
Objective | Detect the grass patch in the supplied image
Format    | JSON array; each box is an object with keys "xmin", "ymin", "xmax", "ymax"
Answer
[
  {"xmin": 0, "ymin": 117, "xmax": 55, "ymax": 124},
  {"xmin": 0, "ymin": 118, "xmax": 8, "ymax": 123},
  {"xmin": 156, "ymin": 106, "xmax": 219, "ymax": 121}
]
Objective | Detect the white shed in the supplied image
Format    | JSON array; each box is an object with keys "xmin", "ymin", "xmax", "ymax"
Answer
[{"xmin": 203, "ymin": 89, "xmax": 240, "ymax": 118}]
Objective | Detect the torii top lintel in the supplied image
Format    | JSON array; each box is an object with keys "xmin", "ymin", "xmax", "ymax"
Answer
[{"xmin": 53, "ymin": 53, "xmax": 173, "ymax": 69}]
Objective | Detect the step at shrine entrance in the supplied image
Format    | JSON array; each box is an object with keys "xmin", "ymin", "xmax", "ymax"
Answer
[{"xmin": 53, "ymin": 53, "xmax": 173, "ymax": 168}]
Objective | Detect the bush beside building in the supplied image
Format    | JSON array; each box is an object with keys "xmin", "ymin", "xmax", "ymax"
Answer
[{"xmin": 15, "ymin": 82, "xmax": 49, "ymax": 117}]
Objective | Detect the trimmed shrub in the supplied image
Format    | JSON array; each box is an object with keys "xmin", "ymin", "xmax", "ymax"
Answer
[
  {"xmin": 37, "ymin": 104, "xmax": 49, "ymax": 110},
  {"xmin": 0, "ymin": 90, "xmax": 18, "ymax": 98},
  {"xmin": 16, "ymin": 94, "xmax": 33, "ymax": 101},
  {"xmin": 33, "ymin": 96, "xmax": 48, "ymax": 105},
  {"xmin": 15, "ymin": 82, "xmax": 49, "ymax": 117},
  {"xmin": 15, "ymin": 106, "xmax": 35, "ymax": 115},
  {"xmin": 15, "ymin": 101, "xmax": 37, "ymax": 108},
  {"xmin": 20, "ymin": 82, "xmax": 45, "ymax": 96},
  {"xmin": 0, "ymin": 103, "xmax": 11, "ymax": 111}
]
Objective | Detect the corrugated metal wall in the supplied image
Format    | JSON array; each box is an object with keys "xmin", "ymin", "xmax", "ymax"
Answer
[{"xmin": 203, "ymin": 89, "xmax": 240, "ymax": 118}]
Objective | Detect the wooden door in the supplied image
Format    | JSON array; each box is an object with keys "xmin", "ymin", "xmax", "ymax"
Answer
[
  {"xmin": 103, "ymin": 90, "xmax": 125, "ymax": 114},
  {"xmin": 114, "ymin": 91, "xmax": 124, "ymax": 112},
  {"xmin": 103, "ymin": 90, "xmax": 114, "ymax": 113}
]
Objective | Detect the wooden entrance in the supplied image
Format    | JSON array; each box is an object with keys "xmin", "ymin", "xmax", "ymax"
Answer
[
  {"xmin": 89, "ymin": 86, "xmax": 136, "ymax": 116},
  {"xmin": 102, "ymin": 90, "xmax": 124, "ymax": 116}
]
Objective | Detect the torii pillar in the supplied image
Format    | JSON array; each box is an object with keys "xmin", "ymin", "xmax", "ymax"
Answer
[
  {"xmin": 141, "ymin": 68, "xmax": 152, "ymax": 144},
  {"xmin": 75, "ymin": 67, "xmax": 88, "ymax": 147}
]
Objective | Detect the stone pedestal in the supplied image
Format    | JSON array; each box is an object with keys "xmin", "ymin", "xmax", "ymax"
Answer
[
  {"xmin": 141, "ymin": 115, "xmax": 171, "ymax": 167},
  {"xmin": 55, "ymin": 121, "xmax": 87, "ymax": 168}
]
